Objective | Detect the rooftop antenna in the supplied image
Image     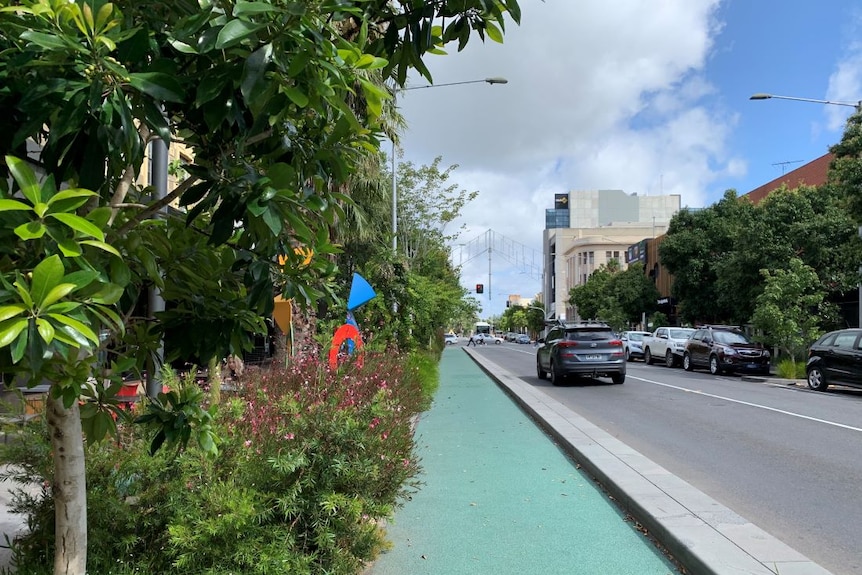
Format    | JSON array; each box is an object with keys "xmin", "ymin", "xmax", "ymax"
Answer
[{"xmin": 772, "ymin": 160, "xmax": 804, "ymax": 175}]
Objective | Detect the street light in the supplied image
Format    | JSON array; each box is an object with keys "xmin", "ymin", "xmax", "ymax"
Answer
[
  {"xmin": 750, "ymin": 91, "xmax": 862, "ymax": 327},
  {"xmin": 749, "ymin": 92, "xmax": 861, "ymax": 110},
  {"xmin": 391, "ymin": 77, "xmax": 508, "ymax": 252}
]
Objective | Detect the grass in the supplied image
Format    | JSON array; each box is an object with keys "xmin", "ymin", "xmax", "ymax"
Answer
[{"xmin": 776, "ymin": 358, "xmax": 807, "ymax": 380}]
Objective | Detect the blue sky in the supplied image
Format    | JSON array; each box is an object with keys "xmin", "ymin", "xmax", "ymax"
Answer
[{"xmin": 395, "ymin": 1, "xmax": 862, "ymax": 318}]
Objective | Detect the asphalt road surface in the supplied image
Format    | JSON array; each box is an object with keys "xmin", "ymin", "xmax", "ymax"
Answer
[{"xmin": 469, "ymin": 341, "xmax": 862, "ymax": 575}]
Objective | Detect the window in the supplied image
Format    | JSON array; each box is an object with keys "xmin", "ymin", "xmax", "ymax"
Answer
[
  {"xmin": 834, "ymin": 332, "xmax": 858, "ymax": 349},
  {"xmin": 614, "ymin": 251, "xmax": 620, "ymax": 259},
  {"xmin": 606, "ymin": 251, "xmax": 612, "ymax": 260},
  {"xmin": 588, "ymin": 251, "xmax": 594, "ymax": 264}
]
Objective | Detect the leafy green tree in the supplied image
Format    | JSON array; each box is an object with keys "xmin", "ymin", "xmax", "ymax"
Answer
[
  {"xmin": 0, "ymin": 0, "xmax": 520, "ymax": 572},
  {"xmin": 717, "ymin": 185, "xmax": 860, "ymax": 323},
  {"xmin": 568, "ymin": 265, "xmax": 614, "ymax": 321},
  {"xmin": 660, "ymin": 191, "xmax": 754, "ymax": 324},
  {"xmin": 829, "ymin": 111, "xmax": 862, "ymax": 223},
  {"xmin": 568, "ymin": 262, "xmax": 656, "ymax": 330},
  {"xmin": 607, "ymin": 262, "xmax": 659, "ymax": 325},
  {"xmin": 751, "ymin": 258, "xmax": 827, "ymax": 362}
]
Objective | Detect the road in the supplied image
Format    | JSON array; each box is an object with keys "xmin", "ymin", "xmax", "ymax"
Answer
[{"xmin": 467, "ymin": 341, "xmax": 862, "ymax": 575}]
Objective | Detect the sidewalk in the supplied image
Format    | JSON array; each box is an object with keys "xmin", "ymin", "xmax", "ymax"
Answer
[{"xmin": 367, "ymin": 348, "xmax": 834, "ymax": 575}]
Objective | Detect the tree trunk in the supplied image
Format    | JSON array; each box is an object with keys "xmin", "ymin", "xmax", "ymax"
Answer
[{"xmin": 45, "ymin": 394, "xmax": 87, "ymax": 575}]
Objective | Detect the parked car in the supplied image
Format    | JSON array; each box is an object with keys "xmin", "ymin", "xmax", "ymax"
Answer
[
  {"xmin": 683, "ymin": 326, "xmax": 770, "ymax": 375},
  {"xmin": 806, "ymin": 328, "xmax": 862, "ymax": 391},
  {"xmin": 642, "ymin": 326, "xmax": 696, "ymax": 367},
  {"xmin": 516, "ymin": 334, "xmax": 532, "ymax": 344},
  {"xmin": 620, "ymin": 331, "xmax": 652, "ymax": 361},
  {"xmin": 536, "ymin": 321, "xmax": 626, "ymax": 385},
  {"xmin": 444, "ymin": 333, "xmax": 459, "ymax": 345}
]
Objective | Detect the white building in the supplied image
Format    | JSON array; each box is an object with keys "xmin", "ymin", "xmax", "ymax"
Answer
[{"xmin": 542, "ymin": 190, "xmax": 680, "ymax": 322}]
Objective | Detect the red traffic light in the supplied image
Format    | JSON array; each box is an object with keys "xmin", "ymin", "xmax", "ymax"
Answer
[{"xmin": 476, "ymin": 283, "xmax": 484, "ymax": 294}]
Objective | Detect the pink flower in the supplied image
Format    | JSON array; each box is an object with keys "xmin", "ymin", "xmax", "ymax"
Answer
[
  {"xmin": 244, "ymin": 440, "xmax": 252, "ymax": 448},
  {"xmin": 284, "ymin": 433, "xmax": 295, "ymax": 440}
]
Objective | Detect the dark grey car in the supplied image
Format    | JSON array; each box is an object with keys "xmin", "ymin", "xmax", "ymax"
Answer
[{"xmin": 536, "ymin": 322, "xmax": 626, "ymax": 385}]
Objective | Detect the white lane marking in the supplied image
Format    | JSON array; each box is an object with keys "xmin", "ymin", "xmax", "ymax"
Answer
[{"xmin": 629, "ymin": 374, "xmax": 862, "ymax": 433}]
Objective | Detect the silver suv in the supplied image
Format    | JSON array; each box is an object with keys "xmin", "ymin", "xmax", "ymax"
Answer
[{"xmin": 536, "ymin": 322, "xmax": 626, "ymax": 385}]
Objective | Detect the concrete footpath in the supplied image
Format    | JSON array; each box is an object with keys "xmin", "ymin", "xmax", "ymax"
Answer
[{"xmin": 367, "ymin": 347, "xmax": 834, "ymax": 575}]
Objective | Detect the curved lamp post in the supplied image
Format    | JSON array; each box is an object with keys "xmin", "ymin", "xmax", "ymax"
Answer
[
  {"xmin": 392, "ymin": 77, "xmax": 508, "ymax": 252},
  {"xmin": 750, "ymin": 91, "xmax": 862, "ymax": 326},
  {"xmin": 749, "ymin": 92, "xmax": 861, "ymax": 110}
]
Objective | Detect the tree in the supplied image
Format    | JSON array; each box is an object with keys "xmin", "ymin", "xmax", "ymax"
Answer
[
  {"xmin": 568, "ymin": 265, "xmax": 614, "ymax": 321},
  {"xmin": 0, "ymin": 1, "xmax": 521, "ymax": 572},
  {"xmin": 607, "ymin": 263, "xmax": 659, "ymax": 326},
  {"xmin": 751, "ymin": 258, "xmax": 826, "ymax": 362},
  {"xmin": 660, "ymin": 191, "xmax": 754, "ymax": 324},
  {"xmin": 567, "ymin": 262, "xmax": 657, "ymax": 330},
  {"xmin": 829, "ymin": 110, "xmax": 862, "ymax": 224}
]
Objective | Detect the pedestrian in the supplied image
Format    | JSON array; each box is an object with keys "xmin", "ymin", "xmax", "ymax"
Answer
[{"xmin": 468, "ymin": 334, "xmax": 476, "ymax": 347}]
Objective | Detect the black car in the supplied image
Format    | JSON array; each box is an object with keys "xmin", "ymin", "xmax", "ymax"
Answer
[
  {"xmin": 682, "ymin": 325, "xmax": 770, "ymax": 375},
  {"xmin": 806, "ymin": 328, "xmax": 862, "ymax": 391},
  {"xmin": 536, "ymin": 322, "xmax": 626, "ymax": 385}
]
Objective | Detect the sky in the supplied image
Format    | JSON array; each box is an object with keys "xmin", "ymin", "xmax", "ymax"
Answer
[{"xmin": 394, "ymin": 0, "xmax": 862, "ymax": 319}]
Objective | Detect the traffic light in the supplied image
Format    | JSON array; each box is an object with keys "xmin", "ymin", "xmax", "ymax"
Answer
[
  {"xmin": 506, "ymin": 301, "xmax": 510, "ymax": 307},
  {"xmin": 476, "ymin": 283, "xmax": 484, "ymax": 294}
]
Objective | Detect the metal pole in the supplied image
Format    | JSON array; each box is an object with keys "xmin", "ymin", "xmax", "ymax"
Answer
[
  {"xmin": 146, "ymin": 137, "xmax": 168, "ymax": 398},
  {"xmin": 487, "ymin": 230, "xmax": 492, "ymax": 301},
  {"xmin": 391, "ymin": 93, "xmax": 398, "ymax": 253}
]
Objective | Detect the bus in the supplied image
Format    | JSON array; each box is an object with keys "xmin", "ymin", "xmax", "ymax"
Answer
[{"xmin": 474, "ymin": 321, "xmax": 491, "ymax": 336}]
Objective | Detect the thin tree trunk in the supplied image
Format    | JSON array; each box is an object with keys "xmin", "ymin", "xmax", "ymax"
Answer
[{"xmin": 46, "ymin": 394, "xmax": 87, "ymax": 575}]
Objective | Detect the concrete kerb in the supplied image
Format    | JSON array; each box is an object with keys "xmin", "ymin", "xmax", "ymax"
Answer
[{"xmin": 463, "ymin": 348, "xmax": 834, "ymax": 575}]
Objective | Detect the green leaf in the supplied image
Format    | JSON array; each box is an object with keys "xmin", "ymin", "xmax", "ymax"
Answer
[
  {"xmin": 14, "ymin": 222, "xmax": 46, "ymax": 240},
  {"xmin": 49, "ymin": 213, "xmax": 105, "ymax": 241},
  {"xmin": 79, "ymin": 240, "xmax": 121, "ymax": 257},
  {"xmin": 215, "ymin": 20, "xmax": 265, "ymax": 50},
  {"xmin": 10, "ymin": 326, "xmax": 27, "ymax": 363},
  {"xmin": 0, "ymin": 318, "xmax": 28, "ymax": 348},
  {"xmin": 0, "ymin": 199, "xmax": 32, "ymax": 212},
  {"xmin": 234, "ymin": 1, "xmax": 277, "ymax": 16},
  {"xmin": 128, "ymin": 72, "xmax": 185, "ymax": 103},
  {"xmin": 484, "ymin": 20, "xmax": 504, "ymax": 43},
  {"xmin": 47, "ymin": 188, "xmax": 97, "ymax": 211},
  {"xmin": 31, "ymin": 255, "xmax": 65, "ymax": 309},
  {"xmin": 5, "ymin": 156, "xmax": 41, "ymax": 205},
  {"xmin": 241, "ymin": 43, "xmax": 272, "ymax": 103},
  {"xmin": 20, "ymin": 30, "xmax": 67, "ymax": 50},
  {"xmin": 284, "ymin": 86, "xmax": 309, "ymax": 108},
  {"xmin": 57, "ymin": 240, "xmax": 83, "ymax": 257},
  {"xmin": 48, "ymin": 314, "xmax": 99, "ymax": 345},
  {"xmin": 91, "ymin": 283, "xmax": 124, "ymax": 305},
  {"xmin": 64, "ymin": 269, "xmax": 99, "ymax": 290},
  {"xmin": 35, "ymin": 318, "xmax": 55, "ymax": 344},
  {"xmin": 41, "ymin": 283, "xmax": 76, "ymax": 308},
  {"xmin": 0, "ymin": 305, "xmax": 27, "ymax": 322}
]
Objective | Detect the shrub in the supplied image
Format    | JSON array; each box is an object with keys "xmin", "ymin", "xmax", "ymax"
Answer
[
  {"xmin": 0, "ymin": 350, "xmax": 426, "ymax": 575},
  {"xmin": 776, "ymin": 357, "xmax": 807, "ymax": 380}
]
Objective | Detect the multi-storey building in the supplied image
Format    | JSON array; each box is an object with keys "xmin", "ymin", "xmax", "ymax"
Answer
[{"xmin": 542, "ymin": 189, "xmax": 680, "ymax": 322}]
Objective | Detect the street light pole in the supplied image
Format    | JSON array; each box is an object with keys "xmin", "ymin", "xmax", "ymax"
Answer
[
  {"xmin": 391, "ymin": 77, "xmax": 508, "ymax": 254},
  {"xmin": 750, "ymin": 92, "xmax": 862, "ymax": 327}
]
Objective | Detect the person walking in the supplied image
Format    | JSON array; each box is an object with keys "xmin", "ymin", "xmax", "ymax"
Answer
[{"xmin": 467, "ymin": 334, "xmax": 476, "ymax": 346}]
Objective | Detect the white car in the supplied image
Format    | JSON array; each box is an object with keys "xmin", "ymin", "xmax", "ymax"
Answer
[
  {"xmin": 475, "ymin": 333, "xmax": 503, "ymax": 345},
  {"xmin": 444, "ymin": 334, "xmax": 459, "ymax": 345}
]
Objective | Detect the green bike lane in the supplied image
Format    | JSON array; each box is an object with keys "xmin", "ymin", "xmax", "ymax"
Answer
[
  {"xmin": 366, "ymin": 348, "xmax": 678, "ymax": 575},
  {"xmin": 367, "ymin": 347, "xmax": 834, "ymax": 575}
]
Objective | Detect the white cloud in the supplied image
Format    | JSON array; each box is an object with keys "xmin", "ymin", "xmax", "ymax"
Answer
[{"xmin": 396, "ymin": 0, "xmax": 742, "ymax": 314}]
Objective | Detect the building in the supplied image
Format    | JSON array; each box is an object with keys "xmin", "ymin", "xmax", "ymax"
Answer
[
  {"xmin": 542, "ymin": 190, "xmax": 680, "ymax": 322},
  {"xmin": 744, "ymin": 153, "xmax": 832, "ymax": 205}
]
